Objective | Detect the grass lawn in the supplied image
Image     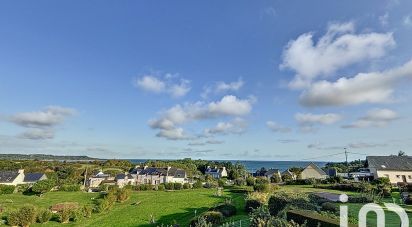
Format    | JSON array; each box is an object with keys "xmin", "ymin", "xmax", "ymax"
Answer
[
  {"xmin": 278, "ymin": 184, "xmax": 359, "ymax": 195},
  {"xmin": 0, "ymin": 189, "xmax": 248, "ymax": 227}
]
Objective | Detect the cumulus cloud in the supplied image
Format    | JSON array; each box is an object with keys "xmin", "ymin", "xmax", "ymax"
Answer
[
  {"xmin": 134, "ymin": 74, "xmax": 191, "ymax": 98},
  {"xmin": 201, "ymin": 78, "xmax": 244, "ymax": 98},
  {"xmin": 404, "ymin": 15, "xmax": 412, "ymax": 27},
  {"xmin": 149, "ymin": 95, "xmax": 254, "ymax": 140},
  {"xmin": 9, "ymin": 106, "xmax": 76, "ymax": 140},
  {"xmin": 266, "ymin": 121, "xmax": 292, "ymax": 133},
  {"xmin": 204, "ymin": 118, "xmax": 247, "ymax": 135},
  {"xmin": 299, "ymin": 59, "xmax": 412, "ymax": 107},
  {"xmin": 342, "ymin": 108, "xmax": 399, "ymax": 128},
  {"xmin": 281, "ymin": 22, "xmax": 395, "ymax": 88},
  {"xmin": 295, "ymin": 113, "xmax": 342, "ymax": 132}
]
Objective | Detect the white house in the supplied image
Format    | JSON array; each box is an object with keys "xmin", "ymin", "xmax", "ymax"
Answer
[
  {"xmin": 367, "ymin": 156, "xmax": 412, "ymax": 184},
  {"xmin": 0, "ymin": 169, "xmax": 47, "ymax": 186},
  {"xmin": 300, "ymin": 163, "xmax": 328, "ymax": 180},
  {"xmin": 115, "ymin": 173, "xmax": 135, "ymax": 188},
  {"xmin": 136, "ymin": 166, "xmax": 187, "ymax": 185},
  {"xmin": 205, "ymin": 166, "xmax": 227, "ymax": 179},
  {"xmin": 87, "ymin": 171, "xmax": 114, "ymax": 188}
]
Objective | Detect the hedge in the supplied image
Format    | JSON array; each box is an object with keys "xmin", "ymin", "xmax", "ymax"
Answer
[
  {"xmin": 287, "ymin": 209, "xmax": 357, "ymax": 227},
  {"xmin": 211, "ymin": 204, "xmax": 236, "ymax": 217},
  {"xmin": 0, "ymin": 185, "xmax": 15, "ymax": 194}
]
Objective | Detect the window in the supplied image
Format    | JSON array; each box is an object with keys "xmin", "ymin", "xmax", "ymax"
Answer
[
  {"xmin": 396, "ymin": 175, "xmax": 400, "ymax": 178},
  {"xmin": 409, "ymin": 175, "xmax": 412, "ymax": 179}
]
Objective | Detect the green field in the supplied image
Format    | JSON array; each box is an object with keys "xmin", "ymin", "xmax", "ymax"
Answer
[{"xmin": 0, "ymin": 189, "xmax": 248, "ymax": 226}]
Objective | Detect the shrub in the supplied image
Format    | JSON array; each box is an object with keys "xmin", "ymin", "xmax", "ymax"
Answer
[
  {"xmin": 245, "ymin": 199, "xmax": 263, "ymax": 213},
  {"xmin": 183, "ymin": 183, "xmax": 190, "ymax": 189},
  {"xmin": 348, "ymin": 194, "xmax": 374, "ymax": 203},
  {"xmin": 57, "ymin": 207, "xmax": 72, "ymax": 223},
  {"xmin": 287, "ymin": 209, "xmax": 357, "ymax": 227},
  {"xmin": 157, "ymin": 184, "xmax": 165, "ymax": 191},
  {"xmin": 165, "ymin": 182, "xmax": 174, "ymax": 190},
  {"xmin": 218, "ymin": 179, "xmax": 225, "ymax": 187},
  {"xmin": 117, "ymin": 188, "xmax": 131, "ymax": 202},
  {"xmin": 247, "ymin": 192, "xmax": 269, "ymax": 204},
  {"xmin": 71, "ymin": 208, "xmax": 83, "ymax": 222},
  {"xmin": 234, "ymin": 178, "xmax": 245, "ymax": 186},
  {"xmin": 32, "ymin": 179, "xmax": 55, "ymax": 194},
  {"xmin": 191, "ymin": 216, "xmax": 213, "ymax": 227},
  {"xmin": 174, "ymin": 183, "xmax": 182, "ymax": 190},
  {"xmin": 60, "ymin": 184, "xmax": 81, "ymax": 192},
  {"xmin": 199, "ymin": 211, "xmax": 223, "ymax": 225},
  {"xmin": 95, "ymin": 199, "xmax": 111, "ymax": 213},
  {"xmin": 321, "ymin": 202, "xmax": 338, "ymax": 213},
  {"xmin": 254, "ymin": 183, "xmax": 270, "ymax": 193},
  {"xmin": 285, "ymin": 179, "xmax": 314, "ymax": 185},
  {"xmin": 255, "ymin": 177, "xmax": 269, "ymax": 184},
  {"xmin": 212, "ymin": 204, "xmax": 237, "ymax": 217},
  {"xmin": 82, "ymin": 205, "xmax": 93, "ymax": 218},
  {"xmin": 268, "ymin": 192, "xmax": 315, "ymax": 216},
  {"xmin": 8, "ymin": 205, "xmax": 38, "ymax": 227},
  {"xmin": 249, "ymin": 206, "xmax": 272, "ymax": 227},
  {"xmin": 204, "ymin": 181, "xmax": 218, "ymax": 188},
  {"xmin": 270, "ymin": 174, "xmax": 282, "ymax": 183},
  {"xmin": 282, "ymin": 174, "xmax": 293, "ymax": 182},
  {"xmin": 193, "ymin": 180, "xmax": 203, "ymax": 189},
  {"xmin": 0, "ymin": 185, "xmax": 15, "ymax": 194},
  {"xmin": 50, "ymin": 202, "xmax": 79, "ymax": 213},
  {"xmin": 37, "ymin": 209, "xmax": 52, "ymax": 223},
  {"xmin": 246, "ymin": 176, "xmax": 255, "ymax": 186}
]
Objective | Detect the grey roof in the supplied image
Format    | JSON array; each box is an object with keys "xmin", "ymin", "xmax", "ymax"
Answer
[
  {"xmin": 0, "ymin": 171, "xmax": 20, "ymax": 183},
  {"xmin": 137, "ymin": 167, "xmax": 186, "ymax": 178},
  {"xmin": 115, "ymin": 173, "xmax": 133, "ymax": 180},
  {"xmin": 264, "ymin": 169, "xmax": 280, "ymax": 176},
  {"xmin": 205, "ymin": 167, "xmax": 222, "ymax": 174},
  {"xmin": 281, "ymin": 169, "xmax": 294, "ymax": 176},
  {"xmin": 367, "ymin": 156, "xmax": 412, "ymax": 171},
  {"xmin": 24, "ymin": 173, "xmax": 46, "ymax": 182}
]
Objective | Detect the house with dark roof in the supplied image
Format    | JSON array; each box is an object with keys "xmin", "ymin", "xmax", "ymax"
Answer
[
  {"xmin": 24, "ymin": 173, "xmax": 48, "ymax": 184},
  {"xmin": 300, "ymin": 163, "xmax": 328, "ymax": 180},
  {"xmin": 254, "ymin": 168, "xmax": 281, "ymax": 182},
  {"xmin": 115, "ymin": 173, "xmax": 135, "ymax": 188},
  {"xmin": 281, "ymin": 169, "xmax": 297, "ymax": 180},
  {"xmin": 205, "ymin": 166, "xmax": 227, "ymax": 179},
  {"xmin": 367, "ymin": 156, "xmax": 412, "ymax": 184},
  {"xmin": 87, "ymin": 171, "xmax": 115, "ymax": 188},
  {"xmin": 135, "ymin": 166, "xmax": 187, "ymax": 185}
]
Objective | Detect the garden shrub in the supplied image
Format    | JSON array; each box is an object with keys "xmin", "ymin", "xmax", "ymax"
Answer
[
  {"xmin": 50, "ymin": 202, "xmax": 79, "ymax": 213},
  {"xmin": 183, "ymin": 183, "xmax": 190, "ymax": 189},
  {"xmin": 287, "ymin": 209, "xmax": 357, "ymax": 227},
  {"xmin": 246, "ymin": 176, "xmax": 255, "ymax": 186},
  {"xmin": 95, "ymin": 199, "xmax": 111, "ymax": 213},
  {"xmin": 165, "ymin": 182, "xmax": 174, "ymax": 190},
  {"xmin": 32, "ymin": 179, "xmax": 55, "ymax": 194},
  {"xmin": 218, "ymin": 179, "xmax": 225, "ymax": 187},
  {"xmin": 0, "ymin": 185, "xmax": 15, "ymax": 194},
  {"xmin": 7, "ymin": 210, "xmax": 20, "ymax": 226},
  {"xmin": 245, "ymin": 199, "xmax": 263, "ymax": 213},
  {"xmin": 347, "ymin": 194, "xmax": 374, "ymax": 203},
  {"xmin": 285, "ymin": 179, "xmax": 314, "ymax": 185},
  {"xmin": 71, "ymin": 208, "xmax": 84, "ymax": 222},
  {"xmin": 254, "ymin": 183, "xmax": 270, "ymax": 193},
  {"xmin": 117, "ymin": 188, "xmax": 131, "ymax": 202},
  {"xmin": 193, "ymin": 180, "xmax": 203, "ymax": 189},
  {"xmin": 157, "ymin": 184, "xmax": 165, "ymax": 191},
  {"xmin": 268, "ymin": 192, "xmax": 315, "ymax": 216},
  {"xmin": 212, "ymin": 204, "xmax": 236, "ymax": 217},
  {"xmin": 255, "ymin": 177, "xmax": 269, "ymax": 184},
  {"xmin": 57, "ymin": 207, "xmax": 72, "ymax": 223},
  {"xmin": 270, "ymin": 174, "xmax": 282, "ymax": 183},
  {"xmin": 204, "ymin": 181, "xmax": 218, "ymax": 188},
  {"xmin": 60, "ymin": 184, "xmax": 81, "ymax": 192},
  {"xmin": 198, "ymin": 211, "xmax": 223, "ymax": 225},
  {"xmin": 174, "ymin": 183, "xmax": 182, "ymax": 190},
  {"xmin": 234, "ymin": 178, "xmax": 245, "ymax": 186},
  {"xmin": 8, "ymin": 205, "xmax": 38, "ymax": 227},
  {"xmin": 191, "ymin": 216, "xmax": 213, "ymax": 227},
  {"xmin": 82, "ymin": 205, "xmax": 93, "ymax": 218},
  {"xmin": 37, "ymin": 209, "xmax": 52, "ymax": 223},
  {"xmin": 321, "ymin": 202, "xmax": 338, "ymax": 213}
]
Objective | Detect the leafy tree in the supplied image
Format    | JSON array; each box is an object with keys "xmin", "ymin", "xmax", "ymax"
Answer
[
  {"xmin": 398, "ymin": 150, "xmax": 407, "ymax": 156},
  {"xmin": 32, "ymin": 179, "xmax": 55, "ymax": 194}
]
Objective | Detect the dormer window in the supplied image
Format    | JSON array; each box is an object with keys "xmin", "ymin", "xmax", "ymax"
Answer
[{"xmin": 381, "ymin": 165, "xmax": 386, "ymax": 168}]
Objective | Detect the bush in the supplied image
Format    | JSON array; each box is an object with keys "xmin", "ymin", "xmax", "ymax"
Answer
[
  {"xmin": 270, "ymin": 174, "xmax": 282, "ymax": 183},
  {"xmin": 164, "ymin": 182, "xmax": 174, "ymax": 190},
  {"xmin": 174, "ymin": 183, "xmax": 182, "ymax": 190},
  {"xmin": 32, "ymin": 179, "xmax": 55, "ymax": 194},
  {"xmin": 193, "ymin": 180, "xmax": 203, "ymax": 189},
  {"xmin": 246, "ymin": 176, "xmax": 255, "ymax": 186},
  {"xmin": 287, "ymin": 209, "xmax": 357, "ymax": 227},
  {"xmin": 8, "ymin": 205, "xmax": 37, "ymax": 227},
  {"xmin": 268, "ymin": 192, "xmax": 315, "ymax": 216},
  {"xmin": 212, "ymin": 204, "xmax": 236, "ymax": 217},
  {"xmin": 249, "ymin": 206, "xmax": 273, "ymax": 227},
  {"xmin": 95, "ymin": 199, "xmax": 111, "ymax": 213},
  {"xmin": 348, "ymin": 194, "xmax": 374, "ymax": 203},
  {"xmin": 193, "ymin": 211, "xmax": 223, "ymax": 225},
  {"xmin": 37, "ymin": 209, "xmax": 52, "ymax": 223},
  {"xmin": 57, "ymin": 207, "xmax": 72, "ymax": 223},
  {"xmin": 204, "ymin": 181, "xmax": 218, "ymax": 188},
  {"xmin": 218, "ymin": 179, "xmax": 225, "ymax": 187},
  {"xmin": 183, "ymin": 183, "xmax": 190, "ymax": 189},
  {"xmin": 234, "ymin": 178, "xmax": 245, "ymax": 186},
  {"xmin": 321, "ymin": 202, "xmax": 338, "ymax": 213},
  {"xmin": 158, "ymin": 184, "xmax": 165, "ymax": 191},
  {"xmin": 82, "ymin": 205, "xmax": 93, "ymax": 218},
  {"xmin": 255, "ymin": 177, "xmax": 269, "ymax": 184},
  {"xmin": 285, "ymin": 179, "xmax": 315, "ymax": 185},
  {"xmin": 0, "ymin": 185, "xmax": 15, "ymax": 194},
  {"xmin": 117, "ymin": 188, "xmax": 131, "ymax": 202},
  {"xmin": 245, "ymin": 199, "xmax": 263, "ymax": 213},
  {"xmin": 71, "ymin": 208, "xmax": 83, "ymax": 222},
  {"xmin": 254, "ymin": 183, "xmax": 270, "ymax": 193},
  {"xmin": 60, "ymin": 184, "xmax": 81, "ymax": 192}
]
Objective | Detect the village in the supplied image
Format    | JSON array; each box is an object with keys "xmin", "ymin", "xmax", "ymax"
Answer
[{"xmin": 0, "ymin": 154, "xmax": 412, "ymax": 226}]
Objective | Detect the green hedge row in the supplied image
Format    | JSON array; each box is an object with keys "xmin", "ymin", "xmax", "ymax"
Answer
[{"xmin": 287, "ymin": 209, "xmax": 357, "ymax": 227}]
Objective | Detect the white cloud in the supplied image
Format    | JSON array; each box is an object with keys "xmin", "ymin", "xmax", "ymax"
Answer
[
  {"xmin": 379, "ymin": 13, "xmax": 389, "ymax": 27},
  {"xmin": 204, "ymin": 118, "xmax": 247, "ymax": 135},
  {"xmin": 134, "ymin": 74, "xmax": 191, "ymax": 98},
  {"xmin": 342, "ymin": 108, "xmax": 399, "ymax": 128},
  {"xmin": 348, "ymin": 142, "xmax": 388, "ymax": 149},
  {"xmin": 201, "ymin": 78, "xmax": 244, "ymax": 98},
  {"xmin": 18, "ymin": 129, "xmax": 55, "ymax": 140},
  {"xmin": 404, "ymin": 15, "xmax": 412, "ymax": 27},
  {"xmin": 281, "ymin": 22, "xmax": 395, "ymax": 88},
  {"xmin": 300, "ymin": 59, "xmax": 412, "ymax": 107},
  {"xmin": 295, "ymin": 113, "xmax": 342, "ymax": 132},
  {"xmin": 266, "ymin": 121, "xmax": 292, "ymax": 133},
  {"xmin": 149, "ymin": 95, "xmax": 254, "ymax": 140}
]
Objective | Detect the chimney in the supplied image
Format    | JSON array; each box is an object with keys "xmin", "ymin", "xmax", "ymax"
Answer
[
  {"xmin": 144, "ymin": 165, "xmax": 148, "ymax": 170},
  {"xmin": 222, "ymin": 167, "xmax": 226, "ymax": 171},
  {"xmin": 167, "ymin": 166, "xmax": 171, "ymax": 171}
]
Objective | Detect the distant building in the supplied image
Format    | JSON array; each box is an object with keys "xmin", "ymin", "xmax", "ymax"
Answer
[
  {"xmin": 254, "ymin": 168, "xmax": 281, "ymax": 182},
  {"xmin": 87, "ymin": 171, "xmax": 114, "ymax": 188},
  {"xmin": 115, "ymin": 173, "xmax": 135, "ymax": 188},
  {"xmin": 136, "ymin": 166, "xmax": 187, "ymax": 185},
  {"xmin": 300, "ymin": 163, "xmax": 328, "ymax": 180},
  {"xmin": 281, "ymin": 169, "xmax": 297, "ymax": 180},
  {"xmin": 205, "ymin": 166, "xmax": 227, "ymax": 179},
  {"xmin": 0, "ymin": 169, "xmax": 46, "ymax": 186},
  {"xmin": 367, "ymin": 156, "xmax": 412, "ymax": 184}
]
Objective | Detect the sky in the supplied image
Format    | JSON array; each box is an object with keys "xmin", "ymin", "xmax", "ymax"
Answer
[{"xmin": 1, "ymin": 0, "xmax": 412, "ymax": 161}]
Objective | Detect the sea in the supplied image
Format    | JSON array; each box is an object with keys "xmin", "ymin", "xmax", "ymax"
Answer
[{"xmin": 128, "ymin": 159, "xmax": 328, "ymax": 173}]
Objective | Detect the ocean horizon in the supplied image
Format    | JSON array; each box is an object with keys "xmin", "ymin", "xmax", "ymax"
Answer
[{"xmin": 128, "ymin": 159, "xmax": 328, "ymax": 172}]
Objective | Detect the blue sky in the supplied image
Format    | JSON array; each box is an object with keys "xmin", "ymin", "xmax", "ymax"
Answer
[{"xmin": 1, "ymin": 0, "xmax": 412, "ymax": 161}]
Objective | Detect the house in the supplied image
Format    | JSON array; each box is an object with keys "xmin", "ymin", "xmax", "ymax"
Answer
[
  {"xmin": 136, "ymin": 166, "xmax": 187, "ymax": 185},
  {"xmin": 87, "ymin": 171, "xmax": 114, "ymax": 188},
  {"xmin": 0, "ymin": 169, "xmax": 25, "ymax": 185},
  {"xmin": 115, "ymin": 173, "xmax": 135, "ymax": 188},
  {"xmin": 24, "ymin": 173, "xmax": 48, "ymax": 184},
  {"xmin": 205, "ymin": 166, "xmax": 227, "ymax": 179},
  {"xmin": 254, "ymin": 168, "xmax": 281, "ymax": 182},
  {"xmin": 281, "ymin": 169, "xmax": 297, "ymax": 180},
  {"xmin": 300, "ymin": 163, "xmax": 328, "ymax": 180},
  {"xmin": 366, "ymin": 156, "xmax": 412, "ymax": 184}
]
